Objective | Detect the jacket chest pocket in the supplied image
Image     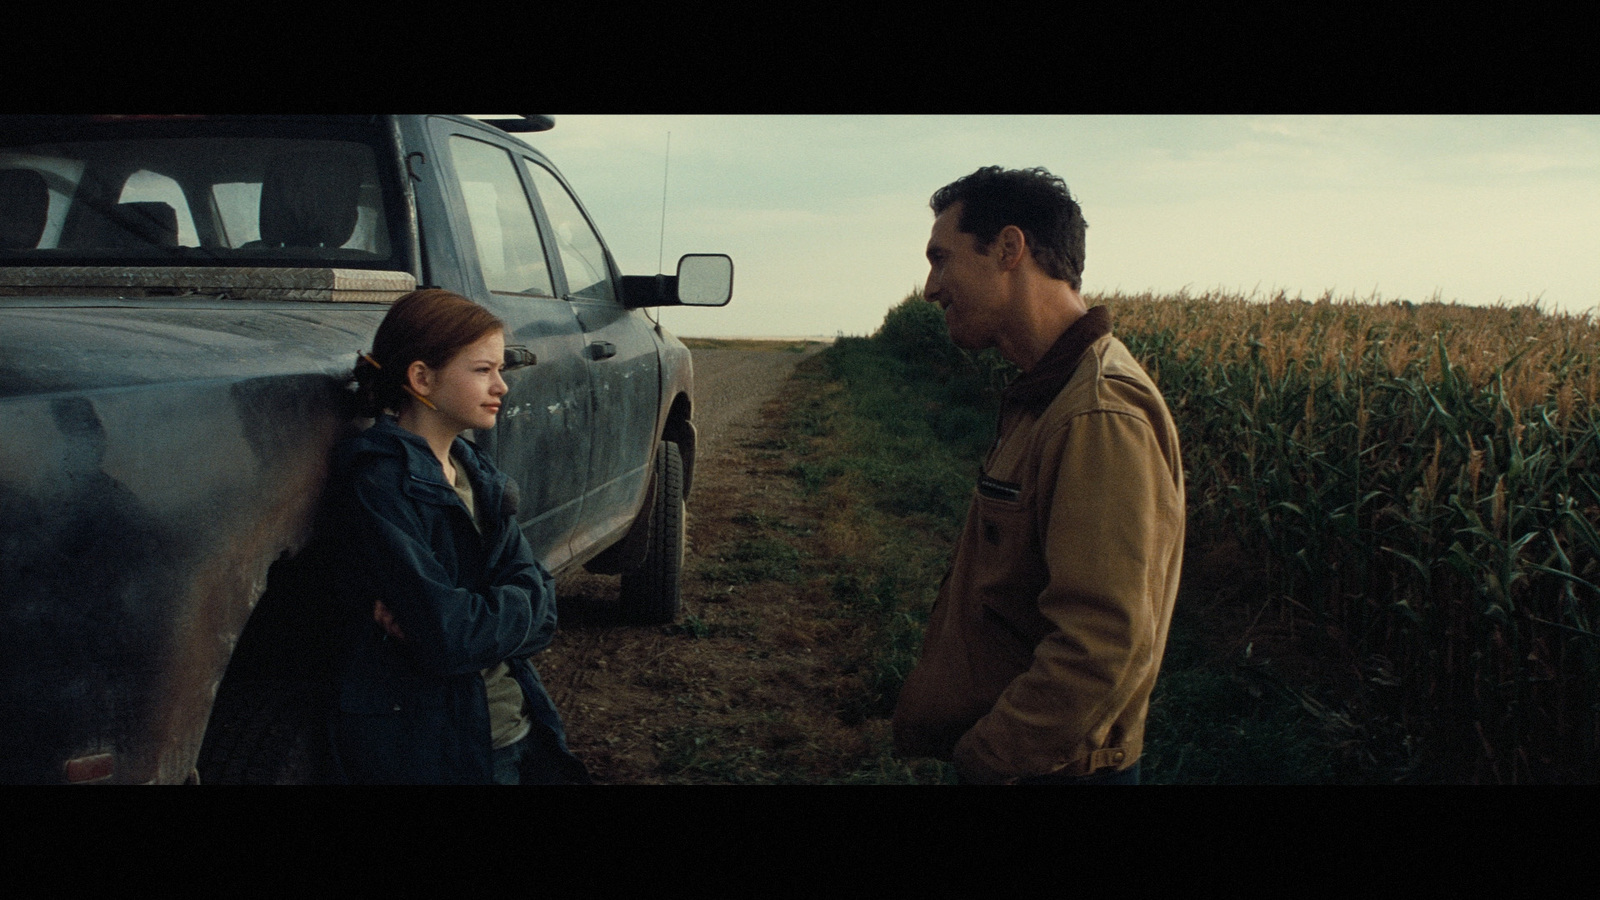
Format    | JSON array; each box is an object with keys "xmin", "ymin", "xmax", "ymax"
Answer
[
  {"xmin": 970, "ymin": 483, "xmax": 1053, "ymax": 653},
  {"xmin": 973, "ymin": 475, "xmax": 1029, "ymax": 553}
]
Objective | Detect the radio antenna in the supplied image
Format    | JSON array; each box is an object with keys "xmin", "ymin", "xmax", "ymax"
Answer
[{"xmin": 657, "ymin": 131, "xmax": 671, "ymax": 274}]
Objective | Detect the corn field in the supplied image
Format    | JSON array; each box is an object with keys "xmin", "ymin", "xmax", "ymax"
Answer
[{"xmin": 1106, "ymin": 289, "xmax": 1600, "ymax": 782}]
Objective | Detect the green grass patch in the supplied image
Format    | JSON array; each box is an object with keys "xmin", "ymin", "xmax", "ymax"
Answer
[
  {"xmin": 785, "ymin": 292, "xmax": 1348, "ymax": 784},
  {"xmin": 656, "ymin": 725, "xmax": 771, "ymax": 782},
  {"xmin": 699, "ymin": 537, "xmax": 804, "ymax": 585},
  {"xmin": 1143, "ymin": 667, "xmax": 1334, "ymax": 784}
]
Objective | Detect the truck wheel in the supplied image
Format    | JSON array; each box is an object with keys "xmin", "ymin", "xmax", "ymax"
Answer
[
  {"xmin": 196, "ymin": 679, "xmax": 333, "ymax": 784},
  {"xmin": 619, "ymin": 440, "xmax": 684, "ymax": 624}
]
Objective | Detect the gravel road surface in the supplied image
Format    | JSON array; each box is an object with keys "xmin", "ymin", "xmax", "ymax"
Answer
[{"xmin": 685, "ymin": 345, "xmax": 825, "ymax": 471}]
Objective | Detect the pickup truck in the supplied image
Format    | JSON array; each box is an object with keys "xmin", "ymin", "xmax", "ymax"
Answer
[{"xmin": 0, "ymin": 114, "xmax": 732, "ymax": 784}]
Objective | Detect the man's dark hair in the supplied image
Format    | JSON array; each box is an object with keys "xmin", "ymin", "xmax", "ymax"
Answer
[{"xmin": 930, "ymin": 166, "xmax": 1087, "ymax": 290}]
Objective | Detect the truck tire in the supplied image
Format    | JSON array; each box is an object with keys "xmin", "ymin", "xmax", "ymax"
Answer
[
  {"xmin": 196, "ymin": 678, "xmax": 333, "ymax": 784},
  {"xmin": 618, "ymin": 440, "xmax": 684, "ymax": 624}
]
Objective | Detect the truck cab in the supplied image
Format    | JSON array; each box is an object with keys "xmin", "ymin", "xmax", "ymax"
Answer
[{"xmin": 0, "ymin": 114, "xmax": 730, "ymax": 783}]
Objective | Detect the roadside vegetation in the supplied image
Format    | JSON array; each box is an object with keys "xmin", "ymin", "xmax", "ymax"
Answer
[
  {"xmin": 788, "ymin": 289, "xmax": 1600, "ymax": 783},
  {"xmin": 776, "ymin": 295, "xmax": 1337, "ymax": 783},
  {"xmin": 1114, "ymin": 289, "xmax": 1600, "ymax": 783},
  {"xmin": 555, "ymin": 290, "xmax": 1598, "ymax": 784}
]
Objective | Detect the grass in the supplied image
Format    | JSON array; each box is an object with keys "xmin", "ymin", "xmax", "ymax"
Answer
[
  {"xmin": 1141, "ymin": 602, "xmax": 1338, "ymax": 784},
  {"xmin": 780, "ymin": 294, "xmax": 1349, "ymax": 783},
  {"xmin": 698, "ymin": 538, "xmax": 805, "ymax": 585},
  {"xmin": 681, "ymin": 337, "xmax": 825, "ymax": 352},
  {"xmin": 650, "ymin": 287, "xmax": 1600, "ymax": 783}
]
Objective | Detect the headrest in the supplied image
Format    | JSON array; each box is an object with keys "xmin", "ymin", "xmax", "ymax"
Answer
[
  {"xmin": 114, "ymin": 201, "xmax": 179, "ymax": 248},
  {"xmin": 0, "ymin": 168, "xmax": 49, "ymax": 250},
  {"xmin": 258, "ymin": 152, "xmax": 362, "ymax": 248}
]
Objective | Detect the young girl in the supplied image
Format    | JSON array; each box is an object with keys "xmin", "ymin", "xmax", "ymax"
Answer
[{"xmin": 325, "ymin": 288, "xmax": 588, "ymax": 784}]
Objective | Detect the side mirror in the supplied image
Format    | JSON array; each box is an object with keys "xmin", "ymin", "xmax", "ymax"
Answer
[
  {"xmin": 675, "ymin": 254, "xmax": 733, "ymax": 307},
  {"xmin": 621, "ymin": 254, "xmax": 733, "ymax": 309}
]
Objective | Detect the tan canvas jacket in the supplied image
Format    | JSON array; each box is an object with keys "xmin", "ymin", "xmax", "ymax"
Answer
[{"xmin": 893, "ymin": 307, "xmax": 1185, "ymax": 782}]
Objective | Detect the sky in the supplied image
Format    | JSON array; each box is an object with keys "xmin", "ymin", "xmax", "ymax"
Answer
[{"xmin": 518, "ymin": 115, "xmax": 1600, "ymax": 339}]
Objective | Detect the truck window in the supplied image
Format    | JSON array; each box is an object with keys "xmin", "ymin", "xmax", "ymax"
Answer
[
  {"xmin": 211, "ymin": 182, "xmax": 262, "ymax": 246},
  {"xmin": 522, "ymin": 160, "xmax": 616, "ymax": 303},
  {"xmin": 447, "ymin": 136, "xmax": 555, "ymax": 298},
  {"xmin": 0, "ymin": 124, "xmax": 399, "ymax": 267}
]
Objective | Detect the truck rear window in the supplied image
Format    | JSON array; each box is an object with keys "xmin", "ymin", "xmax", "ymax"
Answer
[{"xmin": 0, "ymin": 120, "xmax": 403, "ymax": 269}]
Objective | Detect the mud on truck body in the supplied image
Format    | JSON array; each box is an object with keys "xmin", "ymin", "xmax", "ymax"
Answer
[{"xmin": 0, "ymin": 114, "xmax": 731, "ymax": 784}]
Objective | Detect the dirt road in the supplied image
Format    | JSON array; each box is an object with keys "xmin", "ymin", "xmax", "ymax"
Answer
[
  {"xmin": 539, "ymin": 339, "xmax": 890, "ymax": 783},
  {"xmin": 673, "ymin": 344, "xmax": 823, "ymax": 483}
]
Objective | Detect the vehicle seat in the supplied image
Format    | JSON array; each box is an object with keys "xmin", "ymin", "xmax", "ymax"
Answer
[
  {"xmin": 107, "ymin": 201, "xmax": 179, "ymax": 249},
  {"xmin": 255, "ymin": 151, "xmax": 361, "ymax": 249},
  {"xmin": 69, "ymin": 199, "xmax": 180, "ymax": 251},
  {"xmin": 0, "ymin": 168, "xmax": 49, "ymax": 250}
]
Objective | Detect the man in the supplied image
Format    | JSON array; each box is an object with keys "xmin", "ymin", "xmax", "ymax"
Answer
[{"xmin": 892, "ymin": 166, "xmax": 1185, "ymax": 784}]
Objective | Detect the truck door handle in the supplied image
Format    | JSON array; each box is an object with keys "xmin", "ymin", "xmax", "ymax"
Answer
[
  {"xmin": 504, "ymin": 346, "xmax": 538, "ymax": 371},
  {"xmin": 589, "ymin": 341, "xmax": 617, "ymax": 361}
]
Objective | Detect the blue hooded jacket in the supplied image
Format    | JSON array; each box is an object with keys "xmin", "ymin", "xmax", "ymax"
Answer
[{"xmin": 322, "ymin": 416, "xmax": 587, "ymax": 784}]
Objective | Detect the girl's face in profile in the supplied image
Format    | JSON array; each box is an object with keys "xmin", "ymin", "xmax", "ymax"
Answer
[{"xmin": 414, "ymin": 329, "xmax": 508, "ymax": 435}]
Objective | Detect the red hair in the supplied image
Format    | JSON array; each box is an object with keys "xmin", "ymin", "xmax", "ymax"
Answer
[{"xmin": 353, "ymin": 289, "xmax": 504, "ymax": 417}]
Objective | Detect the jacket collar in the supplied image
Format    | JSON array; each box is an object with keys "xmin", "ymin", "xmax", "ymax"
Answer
[
  {"xmin": 348, "ymin": 417, "xmax": 501, "ymax": 509},
  {"xmin": 1001, "ymin": 304, "xmax": 1112, "ymax": 412}
]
